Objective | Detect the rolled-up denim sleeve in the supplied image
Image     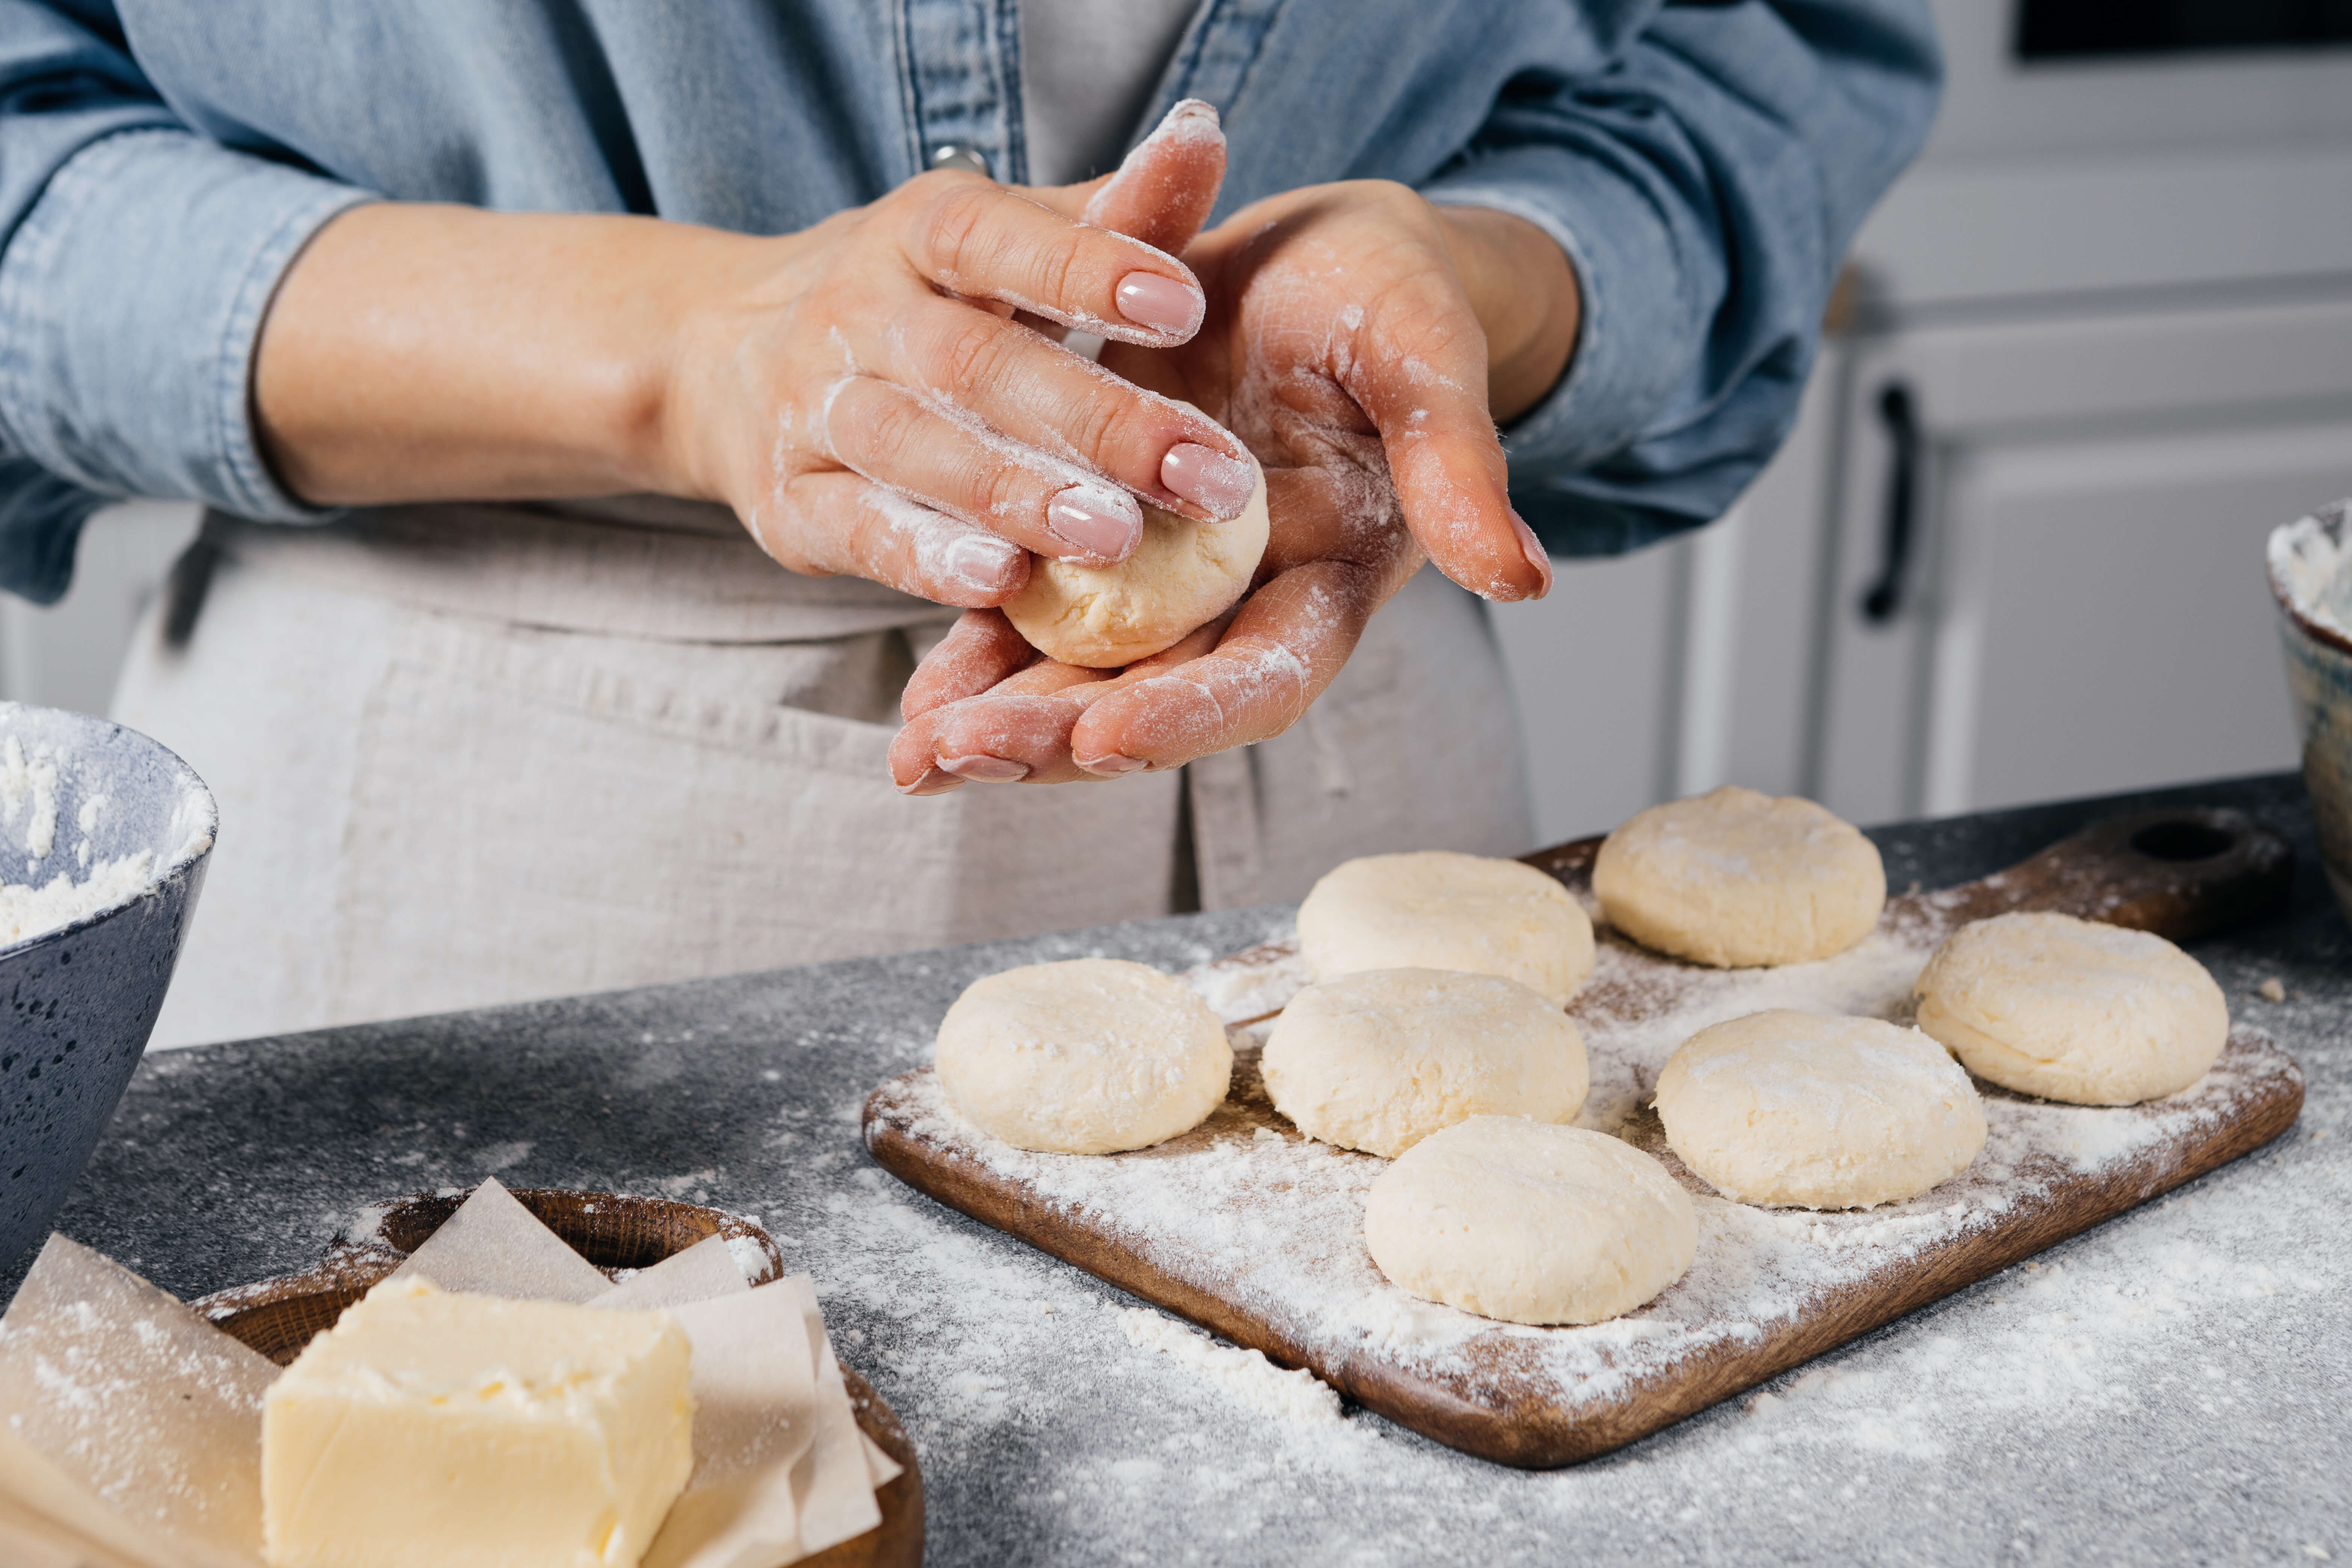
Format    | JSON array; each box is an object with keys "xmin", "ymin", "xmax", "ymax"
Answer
[
  {"xmin": 1421, "ymin": 0, "xmax": 1939, "ymax": 557},
  {"xmin": 0, "ymin": 1, "xmax": 370, "ymax": 600}
]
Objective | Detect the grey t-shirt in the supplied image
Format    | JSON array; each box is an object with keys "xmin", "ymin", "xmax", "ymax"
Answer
[{"xmin": 1018, "ymin": 0, "xmax": 1203, "ymax": 186}]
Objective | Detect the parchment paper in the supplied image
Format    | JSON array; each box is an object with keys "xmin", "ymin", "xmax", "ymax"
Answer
[
  {"xmin": 0, "ymin": 1236, "xmax": 272, "ymax": 1568},
  {"xmin": 0, "ymin": 1185, "xmax": 896, "ymax": 1568},
  {"xmin": 594, "ymin": 1234, "xmax": 752, "ymax": 1310},
  {"xmin": 387, "ymin": 1176, "xmax": 610, "ymax": 1301},
  {"xmin": 0, "ymin": 1489, "xmax": 150, "ymax": 1568}
]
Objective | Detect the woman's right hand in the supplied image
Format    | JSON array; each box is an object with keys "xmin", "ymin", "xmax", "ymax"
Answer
[
  {"xmin": 254, "ymin": 152, "xmax": 1258, "ymax": 607},
  {"xmin": 653, "ymin": 171, "xmax": 1259, "ymax": 603}
]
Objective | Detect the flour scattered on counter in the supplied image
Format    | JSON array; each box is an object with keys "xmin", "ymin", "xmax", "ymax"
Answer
[{"xmin": 1119, "ymin": 1307, "xmax": 1343, "ymax": 1427}]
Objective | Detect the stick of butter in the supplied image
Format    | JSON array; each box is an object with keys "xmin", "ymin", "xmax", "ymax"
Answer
[{"xmin": 262, "ymin": 1276, "xmax": 694, "ymax": 1568}]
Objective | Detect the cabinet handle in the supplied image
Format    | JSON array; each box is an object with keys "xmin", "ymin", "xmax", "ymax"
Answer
[{"xmin": 1859, "ymin": 381, "xmax": 1919, "ymax": 625}]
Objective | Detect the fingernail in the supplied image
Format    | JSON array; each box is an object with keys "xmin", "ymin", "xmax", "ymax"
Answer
[
  {"xmin": 898, "ymin": 766, "xmax": 966, "ymax": 796},
  {"xmin": 945, "ymin": 534, "xmax": 1024, "ymax": 595},
  {"xmin": 1160, "ymin": 443, "xmax": 1254, "ymax": 519},
  {"xmin": 1046, "ymin": 485, "xmax": 1143, "ymax": 562},
  {"xmin": 1509, "ymin": 507, "xmax": 1553, "ymax": 599},
  {"xmin": 1078, "ymin": 752, "xmax": 1148, "ymax": 776},
  {"xmin": 938, "ymin": 753, "xmax": 1030, "ymax": 783},
  {"xmin": 1115, "ymin": 271, "xmax": 1204, "ymax": 337}
]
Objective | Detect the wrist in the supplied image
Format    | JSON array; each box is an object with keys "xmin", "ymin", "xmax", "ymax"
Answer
[
  {"xmin": 632, "ymin": 225, "xmax": 786, "ymax": 504},
  {"xmin": 253, "ymin": 204, "xmax": 764, "ymax": 507},
  {"xmin": 1432, "ymin": 204, "xmax": 1580, "ymax": 424}
]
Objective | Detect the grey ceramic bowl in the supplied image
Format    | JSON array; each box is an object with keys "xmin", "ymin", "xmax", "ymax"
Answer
[
  {"xmin": 2270, "ymin": 498, "xmax": 2352, "ymax": 928},
  {"xmin": 0, "ymin": 703, "xmax": 214, "ymax": 1276}
]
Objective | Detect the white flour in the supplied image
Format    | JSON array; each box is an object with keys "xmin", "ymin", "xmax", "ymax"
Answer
[
  {"xmin": 0, "ymin": 732, "xmax": 212, "ymax": 948},
  {"xmin": 2269, "ymin": 504, "xmax": 2352, "ymax": 640},
  {"xmin": 1117, "ymin": 1308, "xmax": 1341, "ymax": 1427},
  {"xmin": 0, "ymin": 851, "xmax": 162, "ymax": 946},
  {"xmin": 0, "ymin": 735, "xmax": 60, "ymax": 861}
]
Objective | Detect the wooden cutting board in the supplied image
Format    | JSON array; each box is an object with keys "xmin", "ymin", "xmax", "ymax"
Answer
[{"xmin": 863, "ymin": 807, "xmax": 2304, "ymax": 1468}]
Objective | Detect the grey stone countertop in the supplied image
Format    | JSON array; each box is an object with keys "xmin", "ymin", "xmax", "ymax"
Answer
[{"xmin": 12, "ymin": 772, "xmax": 2348, "ymax": 1566}]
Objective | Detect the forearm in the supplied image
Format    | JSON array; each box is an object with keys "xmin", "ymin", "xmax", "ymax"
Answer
[
  {"xmin": 254, "ymin": 202, "xmax": 759, "ymax": 507},
  {"xmin": 1433, "ymin": 206, "xmax": 1580, "ymax": 426}
]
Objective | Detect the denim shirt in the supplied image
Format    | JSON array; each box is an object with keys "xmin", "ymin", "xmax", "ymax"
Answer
[{"xmin": 0, "ymin": 0, "xmax": 1938, "ymax": 603}]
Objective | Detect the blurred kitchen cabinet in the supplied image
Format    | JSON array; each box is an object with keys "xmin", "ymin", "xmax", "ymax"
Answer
[
  {"xmin": 1494, "ymin": 361, "xmax": 1835, "ymax": 848},
  {"xmin": 1808, "ymin": 292, "xmax": 2352, "ymax": 823},
  {"xmin": 0, "ymin": 500, "xmax": 200, "ymax": 718},
  {"xmin": 1491, "ymin": 538, "xmax": 1682, "ymax": 846}
]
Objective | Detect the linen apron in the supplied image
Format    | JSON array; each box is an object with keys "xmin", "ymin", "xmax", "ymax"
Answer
[{"xmin": 111, "ymin": 498, "xmax": 1533, "ymax": 1048}]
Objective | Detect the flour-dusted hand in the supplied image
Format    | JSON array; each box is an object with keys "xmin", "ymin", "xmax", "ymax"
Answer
[
  {"xmin": 891, "ymin": 162, "xmax": 1581, "ymax": 787},
  {"xmin": 655, "ymin": 166, "xmax": 1259, "ymax": 600},
  {"xmin": 253, "ymin": 129, "xmax": 1260, "ymax": 609}
]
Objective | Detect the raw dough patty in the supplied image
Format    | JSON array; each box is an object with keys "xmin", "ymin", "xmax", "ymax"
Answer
[
  {"xmin": 1593, "ymin": 786, "xmax": 1885, "ymax": 968},
  {"xmin": 1655, "ymin": 1009, "xmax": 1986, "ymax": 1209},
  {"xmin": 934, "ymin": 958, "xmax": 1231, "ymax": 1154},
  {"xmin": 1296, "ymin": 851, "xmax": 1595, "ymax": 1006},
  {"xmin": 1003, "ymin": 433, "xmax": 1269, "ymax": 668},
  {"xmin": 1364, "ymin": 1117, "xmax": 1696, "ymax": 1326},
  {"xmin": 1261, "ymin": 969, "xmax": 1588, "ymax": 1158},
  {"xmin": 1913, "ymin": 911, "xmax": 2229, "ymax": 1105}
]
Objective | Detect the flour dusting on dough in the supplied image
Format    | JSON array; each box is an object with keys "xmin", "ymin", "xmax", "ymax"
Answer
[{"xmin": 873, "ymin": 904, "xmax": 2287, "ymax": 1420}]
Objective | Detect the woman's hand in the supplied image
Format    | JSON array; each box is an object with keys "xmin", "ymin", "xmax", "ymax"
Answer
[
  {"xmin": 253, "ymin": 151, "xmax": 1258, "ymax": 606},
  {"xmin": 891, "ymin": 175, "xmax": 1580, "ymax": 789}
]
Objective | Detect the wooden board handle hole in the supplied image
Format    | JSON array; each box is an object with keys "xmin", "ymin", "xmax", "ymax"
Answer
[{"xmin": 2128, "ymin": 819, "xmax": 2237, "ymax": 862}]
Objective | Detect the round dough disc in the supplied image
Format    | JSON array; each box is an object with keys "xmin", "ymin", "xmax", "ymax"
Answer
[
  {"xmin": 934, "ymin": 958, "xmax": 1231, "ymax": 1154},
  {"xmin": 1261, "ymin": 969, "xmax": 1589, "ymax": 1157},
  {"xmin": 1655, "ymin": 1009, "xmax": 1986, "ymax": 1208},
  {"xmin": 1364, "ymin": 1117, "xmax": 1696, "ymax": 1326},
  {"xmin": 1296, "ymin": 851, "xmax": 1595, "ymax": 1006},
  {"xmin": 1593, "ymin": 786, "xmax": 1885, "ymax": 968},
  {"xmin": 1003, "ymin": 439, "xmax": 1269, "ymax": 669},
  {"xmin": 1913, "ymin": 911, "xmax": 2229, "ymax": 1105}
]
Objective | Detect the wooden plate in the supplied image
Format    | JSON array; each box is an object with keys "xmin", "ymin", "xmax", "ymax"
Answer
[
  {"xmin": 865, "ymin": 806, "xmax": 2303, "ymax": 1469},
  {"xmin": 196, "ymin": 1187, "xmax": 923, "ymax": 1568}
]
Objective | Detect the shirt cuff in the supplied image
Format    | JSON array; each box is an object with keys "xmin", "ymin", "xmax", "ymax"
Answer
[
  {"xmin": 0, "ymin": 128, "xmax": 372, "ymax": 521},
  {"xmin": 1422, "ymin": 144, "xmax": 1696, "ymax": 476}
]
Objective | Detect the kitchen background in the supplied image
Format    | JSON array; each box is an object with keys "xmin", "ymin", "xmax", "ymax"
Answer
[{"xmin": 9, "ymin": 0, "xmax": 2350, "ymax": 846}]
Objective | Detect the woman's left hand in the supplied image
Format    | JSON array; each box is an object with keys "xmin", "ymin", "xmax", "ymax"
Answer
[{"xmin": 891, "ymin": 175, "xmax": 1580, "ymax": 791}]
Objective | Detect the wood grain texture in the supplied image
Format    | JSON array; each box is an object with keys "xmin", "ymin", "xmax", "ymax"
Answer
[{"xmin": 865, "ymin": 807, "xmax": 2304, "ymax": 1469}]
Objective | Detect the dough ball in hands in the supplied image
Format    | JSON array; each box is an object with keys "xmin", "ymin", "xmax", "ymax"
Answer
[
  {"xmin": 1914, "ymin": 912, "xmax": 2229, "ymax": 1104},
  {"xmin": 934, "ymin": 958, "xmax": 1231, "ymax": 1154},
  {"xmin": 1594, "ymin": 786, "xmax": 1885, "ymax": 968},
  {"xmin": 1655, "ymin": 1010, "xmax": 1986, "ymax": 1208},
  {"xmin": 1297, "ymin": 851, "xmax": 1595, "ymax": 1006},
  {"xmin": 1364, "ymin": 1117, "xmax": 1697, "ymax": 1326},
  {"xmin": 1261, "ymin": 969, "xmax": 1588, "ymax": 1157},
  {"xmin": 1004, "ymin": 440, "xmax": 1269, "ymax": 668}
]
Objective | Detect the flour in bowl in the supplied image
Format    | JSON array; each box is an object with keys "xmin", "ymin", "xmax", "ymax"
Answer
[
  {"xmin": 0, "ymin": 850, "xmax": 161, "ymax": 945},
  {"xmin": 0, "ymin": 732, "xmax": 200, "ymax": 948}
]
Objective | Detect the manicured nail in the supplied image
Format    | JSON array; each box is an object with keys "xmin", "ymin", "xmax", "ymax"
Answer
[
  {"xmin": 1078, "ymin": 752, "xmax": 1148, "ymax": 776},
  {"xmin": 898, "ymin": 766, "xmax": 966, "ymax": 796},
  {"xmin": 1046, "ymin": 485, "xmax": 1143, "ymax": 562},
  {"xmin": 944, "ymin": 535, "xmax": 1024, "ymax": 595},
  {"xmin": 1160, "ymin": 443, "xmax": 1254, "ymax": 519},
  {"xmin": 1115, "ymin": 272, "xmax": 1204, "ymax": 337},
  {"xmin": 938, "ymin": 754, "xmax": 1029, "ymax": 783},
  {"xmin": 1509, "ymin": 507, "xmax": 1553, "ymax": 599}
]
